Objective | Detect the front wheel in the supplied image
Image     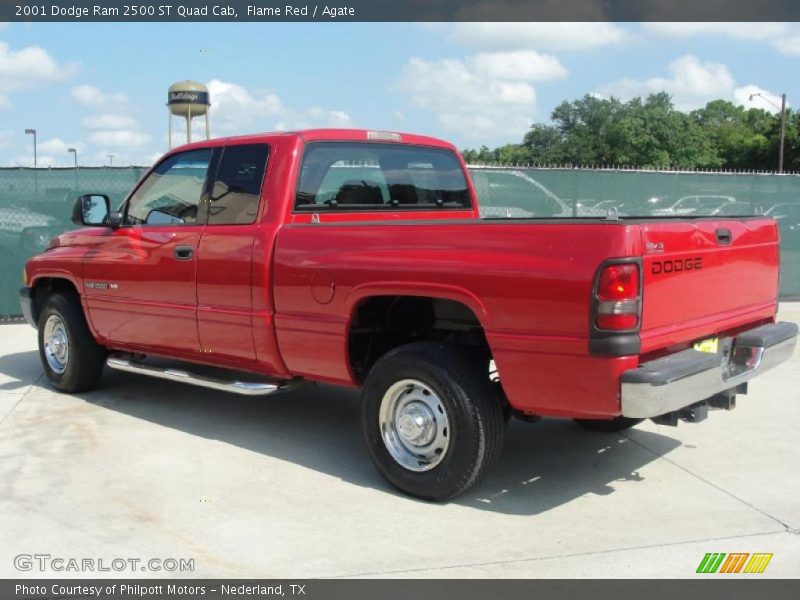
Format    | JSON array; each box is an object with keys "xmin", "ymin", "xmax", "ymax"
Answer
[
  {"xmin": 38, "ymin": 292, "xmax": 106, "ymax": 392},
  {"xmin": 361, "ymin": 342, "xmax": 505, "ymax": 501}
]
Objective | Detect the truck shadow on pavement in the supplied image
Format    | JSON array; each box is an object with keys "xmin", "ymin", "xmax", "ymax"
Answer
[
  {"xmin": 0, "ymin": 349, "xmax": 42, "ymax": 391},
  {"xmin": 3, "ymin": 353, "xmax": 682, "ymax": 515}
]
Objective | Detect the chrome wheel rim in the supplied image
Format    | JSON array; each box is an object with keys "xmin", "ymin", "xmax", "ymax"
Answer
[
  {"xmin": 379, "ymin": 379, "xmax": 450, "ymax": 472},
  {"xmin": 43, "ymin": 315, "xmax": 69, "ymax": 374}
]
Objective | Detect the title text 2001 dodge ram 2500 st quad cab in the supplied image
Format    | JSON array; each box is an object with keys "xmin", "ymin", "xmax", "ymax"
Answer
[{"xmin": 20, "ymin": 129, "xmax": 798, "ymax": 500}]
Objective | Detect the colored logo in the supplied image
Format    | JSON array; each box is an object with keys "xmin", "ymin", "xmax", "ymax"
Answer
[{"xmin": 696, "ymin": 553, "xmax": 773, "ymax": 574}]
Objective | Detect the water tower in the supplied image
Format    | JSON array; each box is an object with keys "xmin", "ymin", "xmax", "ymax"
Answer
[{"xmin": 167, "ymin": 81, "xmax": 210, "ymax": 148}]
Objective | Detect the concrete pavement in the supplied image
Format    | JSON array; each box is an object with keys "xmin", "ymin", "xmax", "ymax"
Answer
[{"xmin": 0, "ymin": 305, "xmax": 798, "ymax": 578}]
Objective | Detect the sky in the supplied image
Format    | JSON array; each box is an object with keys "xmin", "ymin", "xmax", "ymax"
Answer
[{"xmin": 0, "ymin": 21, "xmax": 799, "ymax": 167}]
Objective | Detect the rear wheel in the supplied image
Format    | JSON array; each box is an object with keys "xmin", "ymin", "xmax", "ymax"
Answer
[
  {"xmin": 573, "ymin": 416, "xmax": 643, "ymax": 432},
  {"xmin": 38, "ymin": 292, "xmax": 106, "ymax": 392},
  {"xmin": 361, "ymin": 342, "xmax": 505, "ymax": 501}
]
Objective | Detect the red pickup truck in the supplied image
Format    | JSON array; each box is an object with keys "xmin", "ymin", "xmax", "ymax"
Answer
[{"xmin": 20, "ymin": 129, "xmax": 798, "ymax": 500}]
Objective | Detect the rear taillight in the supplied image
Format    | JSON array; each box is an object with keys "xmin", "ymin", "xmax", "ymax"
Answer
[{"xmin": 593, "ymin": 262, "xmax": 640, "ymax": 331}]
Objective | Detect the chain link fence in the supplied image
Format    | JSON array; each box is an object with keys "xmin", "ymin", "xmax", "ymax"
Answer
[
  {"xmin": 1, "ymin": 165, "xmax": 798, "ymax": 316},
  {"xmin": 0, "ymin": 167, "xmax": 148, "ymax": 316}
]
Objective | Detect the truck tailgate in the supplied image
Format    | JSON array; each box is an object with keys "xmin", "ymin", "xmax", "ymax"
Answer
[{"xmin": 639, "ymin": 218, "xmax": 780, "ymax": 353}]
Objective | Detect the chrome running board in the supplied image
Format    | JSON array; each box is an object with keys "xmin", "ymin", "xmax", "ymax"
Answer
[{"xmin": 106, "ymin": 354, "xmax": 292, "ymax": 396}]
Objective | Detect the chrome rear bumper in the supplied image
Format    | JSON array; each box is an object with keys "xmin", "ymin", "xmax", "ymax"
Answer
[{"xmin": 621, "ymin": 321, "xmax": 798, "ymax": 419}]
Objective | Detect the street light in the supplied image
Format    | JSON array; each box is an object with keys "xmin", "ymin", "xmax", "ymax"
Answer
[
  {"xmin": 108, "ymin": 154, "xmax": 116, "ymax": 166},
  {"xmin": 749, "ymin": 92, "xmax": 788, "ymax": 173},
  {"xmin": 24, "ymin": 128, "xmax": 37, "ymax": 167},
  {"xmin": 68, "ymin": 147, "xmax": 77, "ymax": 167}
]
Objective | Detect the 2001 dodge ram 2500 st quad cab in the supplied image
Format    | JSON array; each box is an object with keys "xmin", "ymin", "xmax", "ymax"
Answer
[{"xmin": 20, "ymin": 129, "xmax": 798, "ymax": 500}]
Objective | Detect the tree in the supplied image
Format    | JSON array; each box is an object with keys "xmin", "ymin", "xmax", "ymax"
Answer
[
  {"xmin": 462, "ymin": 93, "xmax": 792, "ymax": 172},
  {"xmin": 691, "ymin": 100, "xmax": 770, "ymax": 169},
  {"xmin": 520, "ymin": 124, "xmax": 561, "ymax": 163}
]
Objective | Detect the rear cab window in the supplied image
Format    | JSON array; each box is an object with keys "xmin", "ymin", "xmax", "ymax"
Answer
[{"xmin": 294, "ymin": 142, "xmax": 471, "ymax": 211}]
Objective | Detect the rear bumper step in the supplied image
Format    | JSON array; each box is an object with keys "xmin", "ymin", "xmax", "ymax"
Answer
[
  {"xmin": 106, "ymin": 355, "xmax": 295, "ymax": 396},
  {"xmin": 621, "ymin": 321, "xmax": 798, "ymax": 419}
]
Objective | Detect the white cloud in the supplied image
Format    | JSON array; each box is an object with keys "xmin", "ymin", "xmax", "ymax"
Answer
[
  {"xmin": 596, "ymin": 55, "xmax": 789, "ymax": 114},
  {"xmin": 82, "ymin": 114, "xmax": 138, "ymax": 130},
  {"xmin": 75, "ymin": 101, "xmax": 149, "ymax": 153},
  {"xmin": 643, "ymin": 22, "xmax": 800, "ymax": 60},
  {"xmin": 11, "ymin": 139, "xmax": 82, "ymax": 167},
  {"xmin": 0, "ymin": 130, "xmax": 13, "ymax": 148},
  {"xmin": 0, "ymin": 41, "xmax": 72, "ymax": 80},
  {"xmin": 734, "ymin": 85, "xmax": 788, "ymax": 113},
  {"xmin": 643, "ymin": 22, "xmax": 789, "ymax": 41},
  {"xmin": 206, "ymin": 79, "xmax": 352, "ymax": 133},
  {"xmin": 38, "ymin": 138, "xmax": 82, "ymax": 155},
  {"xmin": 0, "ymin": 41, "xmax": 77, "ymax": 107},
  {"xmin": 71, "ymin": 84, "xmax": 128, "ymax": 108},
  {"xmin": 322, "ymin": 109, "xmax": 351, "ymax": 126},
  {"xmin": 774, "ymin": 35, "xmax": 800, "ymax": 57},
  {"xmin": 396, "ymin": 55, "xmax": 540, "ymax": 139},
  {"xmin": 471, "ymin": 51, "xmax": 567, "ymax": 81},
  {"xmin": 206, "ymin": 79, "xmax": 282, "ymax": 132},
  {"xmin": 449, "ymin": 22, "xmax": 628, "ymax": 52},
  {"xmin": 89, "ymin": 130, "xmax": 152, "ymax": 147},
  {"xmin": 596, "ymin": 55, "xmax": 735, "ymax": 111}
]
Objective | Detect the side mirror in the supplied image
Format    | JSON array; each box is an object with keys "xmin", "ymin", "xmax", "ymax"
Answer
[{"xmin": 72, "ymin": 194, "xmax": 111, "ymax": 227}]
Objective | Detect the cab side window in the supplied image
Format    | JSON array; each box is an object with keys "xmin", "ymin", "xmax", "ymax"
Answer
[
  {"xmin": 207, "ymin": 144, "xmax": 269, "ymax": 225},
  {"xmin": 125, "ymin": 149, "xmax": 213, "ymax": 226}
]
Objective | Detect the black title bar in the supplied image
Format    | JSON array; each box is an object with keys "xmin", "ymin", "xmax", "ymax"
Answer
[
  {"xmin": 3, "ymin": 579, "xmax": 800, "ymax": 600},
  {"xmin": 2, "ymin": 0, "xmax": 800, "ymax": 22}
]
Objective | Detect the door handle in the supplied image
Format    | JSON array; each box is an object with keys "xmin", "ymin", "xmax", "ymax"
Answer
[{"xmin": 174, "ymin": 245, "xmax": 194, "ymax": 260}]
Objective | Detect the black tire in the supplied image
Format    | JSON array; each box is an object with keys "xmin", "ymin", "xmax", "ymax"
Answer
[
  {"xmin": 361, "ymin": 342, "xmax": 505, "ymax": 501},
  {"xmin": 573, "ymin": 416, "xmax": 643, "ymax": 432},
  {"xmin": 37, "ymin": 291, "xmax": 106, "ymax": 392}
]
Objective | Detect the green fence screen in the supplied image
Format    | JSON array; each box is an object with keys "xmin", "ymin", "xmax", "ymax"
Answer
[{"xmin": 1, "ymin": 166, "xmax": 799, "ymax": 316}]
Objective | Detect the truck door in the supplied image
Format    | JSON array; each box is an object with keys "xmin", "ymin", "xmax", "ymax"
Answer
[
  {"xmin": 83, "ymin": 148, "xmax": 213, "ymax": 354},
  {"xmin": 196, "ymin": 143, "xmax": 270, "ymax": 363}
]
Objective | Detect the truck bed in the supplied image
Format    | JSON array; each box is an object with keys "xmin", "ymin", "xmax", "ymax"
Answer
[{"xmin": 273, "ymin": 215, "xmax": 779, "ymax": 418}]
